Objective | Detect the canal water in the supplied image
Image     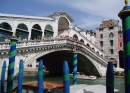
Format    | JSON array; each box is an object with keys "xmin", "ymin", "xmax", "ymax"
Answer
[{"xmin": 11, "ymin": 76, "xmax": 124, "ymax": 93}]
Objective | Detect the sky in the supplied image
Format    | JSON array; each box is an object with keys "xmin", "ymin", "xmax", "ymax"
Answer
[{"xmin": 0, "ymin": 0, "xmax": 125, "ymax": 31}]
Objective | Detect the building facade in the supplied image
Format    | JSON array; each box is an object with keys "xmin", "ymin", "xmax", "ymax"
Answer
[{"xmin": 96, "ymin": 19, "xmax": 123, "ymax": 67}]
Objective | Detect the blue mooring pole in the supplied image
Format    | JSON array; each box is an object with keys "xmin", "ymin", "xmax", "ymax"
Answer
[
  {"xmin": 106, "ymin": 62, "xmax": 114, "ymax": 93},
  {"xmin": 1, "ymin": 61, "xmax": 6, "ymax": 93},
  {"xmin": 38, "ymin": 60, "xmax": 44, "ymax": 93},
  {"xmin": 63, "ymin": 61, "xmax": 70, "ymax": 93},
  {"xmin": 18, "ymin": 60, "xmax": 24, "ymax": 93}
]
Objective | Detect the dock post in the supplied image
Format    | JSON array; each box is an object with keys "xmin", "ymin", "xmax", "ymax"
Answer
[
  {"xmin": 63, "ymin": 61, "xmax": 70, "ymax": 93},
  {"xmin": 73, "ymin": 47, "xmax": 78, "ymax": 85},
  {"xmin": 18, "ymin": 60, "xmax": 24, "ymax": 93},
  {"xmin": 106, "ymin": 62, "xmax": 114, "ymax": 93},
  {"xmin": 38, "ymin": 60, "xmax": 44, "ymax": 93},
  {"xmin": 118, "ymin": 0, "xmax": 130, "ymax": 92},
  {"xmin": 7, "ymin": 31, "xmax": 18, "ymax": 93},
  {"xmin": 1, "ymin": 61, "xmax": 6, "ymax": 93}
]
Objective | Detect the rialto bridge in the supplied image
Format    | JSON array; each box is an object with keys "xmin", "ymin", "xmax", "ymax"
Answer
[{"xmin": 0, "ymin": 12, "xmax": 108, "ymax": 79}]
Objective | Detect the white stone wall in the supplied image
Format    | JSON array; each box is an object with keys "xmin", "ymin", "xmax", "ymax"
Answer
[{"xmin": 69, "ymin": 29, "xmax": 104, "ymax": 56}]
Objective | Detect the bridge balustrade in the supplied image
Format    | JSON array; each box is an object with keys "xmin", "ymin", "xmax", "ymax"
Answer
[{"xmin": 0, "ymin": 38, "xmax": 105, "ymax": 60}]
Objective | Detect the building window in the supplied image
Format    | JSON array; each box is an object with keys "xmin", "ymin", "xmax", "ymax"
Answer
[
  {"xmin": 110, "ymin": 49, "xmax": 114, "ymax": 54},
  {"xmin": 109, "ymin": 26, "xmax": 114, "ymax": 30},
  {"xmin": 120, "ymin": 42, "xmax": 122, "ymax": 47},
  {"xmin": 100, "ymin": 42, "xmax": 103, "ymax": 47},
  {"xmin": 99, "ymin": 28, "xmax": 103, "ymax": 31},
  {"xmin": 109, "ymin": 32, "xmax": 114, "ymax": 38},
  {"xmin": 120, "ymin": 34, "xmax": 122, "ymax": 38},
  {"xmin": 100, "ymin": 34, "xmax": 103, "ymax": 38},
  {"xmin": 110, "ymin": 41, "xmax": 113, "ymax": 46}
]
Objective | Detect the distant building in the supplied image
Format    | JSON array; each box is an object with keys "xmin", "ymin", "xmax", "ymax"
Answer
[{"xmin": 96, "ymin": 19, "xmax": 124, "ymax": 68}]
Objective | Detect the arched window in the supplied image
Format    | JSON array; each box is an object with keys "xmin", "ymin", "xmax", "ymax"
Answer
[
  {"xmin": 96, "ymin": 51, "xmax": 99, "ymax": 55},
  {"xmin": 73, "ymin": 34, "xmax": 78, "ymax": 41},
  {"xmin": 0, "ymin": 22, "xmax": 12, "ymax": 41},
  {"xmin": 86, "ymin": 44, "xmax": 91, "ymax": 49},
  {"xmin": 31, "ymin": 24, "xmax": 42, "ymax": 40},
  {"xmin": 109, "ymin": 32, "xmax": 114, "ymax": 38},
  {"xmin": 44, "ymin": 24, "xmax": 53, "ymax": 38},
  {"xmin": 91, "ymin": 48, "xmax": 95, "ymax": 52},
  {"xmin": 16, "ymin": 23, "xmax": 29, "ymax": 40},
  {"xmin": 0, "ymin": 22, "xmax": 12, "ymax": 31},
  {"xmin": 80, "ymin": 39, "xmax": 84, "ymax": 43}
]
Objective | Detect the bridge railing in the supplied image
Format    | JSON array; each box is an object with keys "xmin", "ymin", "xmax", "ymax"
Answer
[
  {"xmin": 0, "ymin": 38, "xmax": 104, "ymax": 56},
  {"xmin": 0, "ymin": 39, "xmax": 66, "ymax": 49},
  {"xmin": 0, "ymin": 38, "xmax": 106, "ymax": 62},
  {"xmin": 72, "ymin": 28, "xmax": 104, "ymax": 55},
  {"xmin": 0, "ymin": 38, "xmax": 106, "ymax": 59}
]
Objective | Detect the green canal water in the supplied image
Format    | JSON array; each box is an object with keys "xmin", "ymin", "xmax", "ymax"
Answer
[{"xmin": 12, "ymin": 76, "xmax": 124, "ymax": 93}]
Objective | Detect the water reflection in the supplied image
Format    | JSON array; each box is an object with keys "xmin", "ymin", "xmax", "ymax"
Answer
[{"xmin": 12, "ymin": 77, "xmax": 124, "ymax": 93}]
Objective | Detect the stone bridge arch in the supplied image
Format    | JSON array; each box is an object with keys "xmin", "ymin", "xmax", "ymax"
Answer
[{"xmin": 14, "ymin": 47, "xmax": 103, "ymax": 76}]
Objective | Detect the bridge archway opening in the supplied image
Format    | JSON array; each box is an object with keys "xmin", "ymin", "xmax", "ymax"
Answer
[
  {"xmin": 31, "ymin": 24, "xmax": 42, "ymax": 40},
  {"xmin": 0, "ymin": 22, "xmax": 12, "ymax": 41},
  {"xmin": 73, "ymin": 34, "xmax": 78, "ymax": 41},
  {"xmin": 58, "ymin": 17, "xmax": 69, "ymax": 37},
  {"xmin": 16, "ymin": 23, "xmax": 29, "ymax": 40},
  {"xmin": 37, "ymin": 50, "xmax": 100, "ymax": 76},
  {"xmin": 44, "ymin": 24, "xmax": 54, "ymax": 38}
]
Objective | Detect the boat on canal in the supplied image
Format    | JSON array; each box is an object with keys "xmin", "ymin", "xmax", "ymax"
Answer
[
  {"xmin": 70, "ymin": 72, "xmax": 97, "ymax": 80},
  {"xmin": 12, "ymin": 81, "xmax": 63, "ymax": 93}
]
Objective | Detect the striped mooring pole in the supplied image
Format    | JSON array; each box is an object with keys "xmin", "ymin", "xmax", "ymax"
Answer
[
  {"xmin": 7, "ymin": 31, "xmax": 18, "ymax": 93},
  {"xmin": 73, "ymin": 47, "xmax": 78, "ymax": 85},
  {"xmin": 118, "ymin": 0, "xmax": 130, "ymax": 92},
  {"xmin": 18, "ymin": 60, "xmax": 24, "ymax": 93},
  {"xmin": 63, "ymin": 61, "xmax": 70, "ymax": 93},
  {"xmin": 38, "ymin": 60, "xmax": 44, "ymax": 93},
  {"xmin": 1, "ymin": 61, "xmax": 6, "ymax": 93},
  {"xmin": 106, "ymin": 62, "xmax": 114, "ymax": 93}
]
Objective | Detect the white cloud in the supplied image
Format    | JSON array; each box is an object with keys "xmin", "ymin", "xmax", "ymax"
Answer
[
  {"xmin": 39, "ymin": 0, "xmax": 124, "ymax": 30},
  {"xmin": 77, "ymin": 16, "xmax": 102, "ymax": 31}
]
